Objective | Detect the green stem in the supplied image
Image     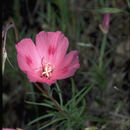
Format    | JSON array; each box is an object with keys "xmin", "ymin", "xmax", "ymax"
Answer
[
  {"xmin": 34, "ymin": 83, "xmax": 75, "ymax": 122},
  {"xmin": 98, "ymin": 34, "xmax": 107, "ymax": 72},
  {"xmin": 55, "ymin": 82, "xmax": 63, "ymax": 107}
]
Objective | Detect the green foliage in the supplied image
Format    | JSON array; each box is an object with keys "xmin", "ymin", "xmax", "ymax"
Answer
[
  {"xmin": 38, "ymin": 0, "xmax": 82, "ymax": 44},
  {"xmin": 81, "ymin": 33, "xmax": 112, "ymax": 92},
  {"xmin": 25, "ymin": 79, "xmax": 108, "ymax": 129},
  {"xmin": 3, "ymin": 0, "xmax": 129, "ymax": 129},
  {"xmin": 96, "ymin": 8, "xmax": 123, "ymax": 14}
]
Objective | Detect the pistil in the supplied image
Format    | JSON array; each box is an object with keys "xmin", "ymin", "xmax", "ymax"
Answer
[{"xmin": 40, "ymin": 57, "xmax": 54, "ymax": 79}]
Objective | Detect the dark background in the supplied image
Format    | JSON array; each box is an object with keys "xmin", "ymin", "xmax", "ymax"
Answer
[{"xmin": 2, "ymin": 0, "xmax": 130, "ymax": 129}]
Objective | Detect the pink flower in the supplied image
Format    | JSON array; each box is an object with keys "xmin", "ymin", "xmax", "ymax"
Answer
[{"xmin": 16, "ymin": 31, "xmax": 80, "ymax": 85}]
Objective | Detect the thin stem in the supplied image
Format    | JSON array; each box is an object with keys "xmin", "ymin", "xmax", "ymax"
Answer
[
  {"xmin": 2, "ymin": 18, "xmax": 18, "ymax": 75},
  {"xmin": 3, "ymin": 18, "xmax": 18, "ymax": 51},
  {"xmin": 98, "ymin": 34, "xmax": 107, "ymax": 72},
  {"xmin": 3, "ymin": 24, "xmax": 14, "ymax": 49},
  {"xmin": 55, "ymin": 82, "xmax": 63, "ymax": 107},
  {"xmin": 34, "ymin": 83, "xmax": 75, "ymax": 121}
]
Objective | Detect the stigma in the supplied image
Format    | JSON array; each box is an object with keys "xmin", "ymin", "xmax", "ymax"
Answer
[{"xmin": 40, "ymin": 57, "xmax": 54, "ymax": 79}]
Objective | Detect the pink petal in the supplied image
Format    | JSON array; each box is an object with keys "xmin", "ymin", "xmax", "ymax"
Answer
[
  {"xmin": 17, "ymin": 54, "xmax": 44, "ymax": 82},
  {"xmin": 26, "ymin": 71, "xmax": 41, "ymax": 82},
  {"xmin": 102, "ymin": 13, "xmax": 110, "ymax": 31},
  {"xmin": 27, "ymin": 71, "xmax": 56, "ymax": 85},
  {"xmin": 17, "ymin": 54, "xmax": 32, "ymax": 73},
  {"xmin": 36, "ymin": 31, "xmax": 69, "ymax": 66},
  {"xmin": 16, "ymin": 39, "xmax": 41, "ymax": 72},
  {"xmin": 53, "ymin": 50, "xmax": 80, "ymax": 79}
]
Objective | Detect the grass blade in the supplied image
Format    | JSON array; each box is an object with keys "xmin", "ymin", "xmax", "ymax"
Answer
[
  {"xmin": 24, "ymin": 100, "xmax": 55, "ymax": 109},
  {"xmin": 65, "ymin": 87, "xmax": 87, "ymax": 107},
  {"xmin": 75, "ymin": 84, "xmax": 95, "ymax": 106},
  {"xmin": 55, "ymin": 82, "xmax": 63, "ymax": 107},
  {"xmin": 28, "ymin": 113, "xmax": 54, "ymax": 126},
  {"xmin": 39, "ymin": 118, "xmax": 64, "ymax": 130}
]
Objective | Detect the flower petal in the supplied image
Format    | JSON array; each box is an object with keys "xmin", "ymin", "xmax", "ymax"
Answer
[
  {"xmin": 36, "ymin": 31, "xmax": 69, "ymax": 66},
  {"xmin": 53, "ymin": 50, "xmax": 80, "ymax": 79},
  {"xmin": 27, "ymin": 71, "xmax": 56, "ymax": 85},
  {"xmin": 17, "ymin": 54, "xmax": 31, "ymax": 73},
  {"xmin": 15, "ymin": 39, "xmax": 41, "ymax": 72}
]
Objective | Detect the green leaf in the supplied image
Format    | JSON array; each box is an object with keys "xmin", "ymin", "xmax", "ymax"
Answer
[
  {"xmin": 79, "ymin": 98, "xmax": 86, "ymax": 116},
  {"xmin": 55, "ymin": 82, "xmax": 63, "ymax": 107},
  {"xmin": 71, "ymin": 78, "xmax": 77, "ymax": 108},
  {"xmin": 6, "ymin": 56, "xmax": 15, "ymax": 69},
  {"xmin": 104, "ymin": 47, "xmax": 114, "ymax": 57},
  {"xmin": 38, "ymin": 118, "xmax": 64, "ymax": 130},
  {"xmin": 27, "ymin": 113, "xmax": 54, "ymax": 126},
  {"xmin": 98, "ymin": 34, "xmax": 107, "ymax": 72},
  {"xmin": 65, "ymin": 87, "xmax": 87, "ymax": 107},
  {"xmin": 75, "ymin": 84, "xmax": 95, "ymax": 106},
  {"xmin": 96, "ymin": 8, "xmax": 123, "ymax": 14},
  {"xmin": 88, "ymin": 57, "xmax": 98, "ymax": 68},
  {"xmin": 71, "ymin": 78, "xmax": 76, "ymax": 97},
  {"xmin": 55, "ymin": 120, "xmax": 66, "ymax": 129},
  {"xmin": 85, "ymin": 126, "xmax": 97, "ymax": 130},
  {"xmin": 86, "ymin": 116, "xmax": 111, "ymax": 122},
  {"xmin": 103, "ymin": 58, "xmax": 112, "ymax": 71},
  {"xmin": 44, "ymin": 99, "xmax": 54, "ymax": 106},
  {"xmin": 24, "ymin": 100, "xmax": 55, "ymax": 109}
]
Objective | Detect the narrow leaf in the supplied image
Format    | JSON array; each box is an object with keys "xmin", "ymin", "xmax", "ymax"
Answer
[
  {"xmin": 96, "ymin": 8, "xmax": 123, "ymax": 14},
  {"xmin": 55, "ymin": 82, "xmax": 63, "ymax": 107},
  {"xmin": 28, "ymin": 113, "xmax": 54, "ymax": 126},
  {"xmin": 65, "ymin": 87, "xmax": 87, "ymax": 107},
  {"xmin": 24, "ymin": 100, "xmax": 54, "ymax": 109},
  {"xmin": 75, "ymin": 84, "xmax": 94, "ymax": 106},
  {"xmin": 39, "ymin": 118, "xmax": 64, "ymax": 130}
]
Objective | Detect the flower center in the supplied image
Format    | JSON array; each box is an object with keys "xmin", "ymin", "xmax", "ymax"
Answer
[
  {"xmin": 40, "ymin": 57, "xmax": 54, "ymax": 79},
  {"xmin": 42, "ymin": 63, "xmax": 53, "ymax": 78}
]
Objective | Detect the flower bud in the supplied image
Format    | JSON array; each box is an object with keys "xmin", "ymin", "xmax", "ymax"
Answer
[
  {"xmin": 99, "ymin": 13, "xmax": 111, "ymax": 34},
  {"xmin": 102, "ymin": 13, "xmax": 110, "ymax": 31}
]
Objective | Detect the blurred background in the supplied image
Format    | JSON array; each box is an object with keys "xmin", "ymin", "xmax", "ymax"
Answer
[{"xmin": 2, "ymin": 0, "xmax": 130, "ymax": 129}]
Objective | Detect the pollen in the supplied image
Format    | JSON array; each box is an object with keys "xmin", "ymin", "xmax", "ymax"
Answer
[
  {"xmin": 42, "ymin": 63, "xmax": 54, "ymax": 78},
  {"xmin": 40, "ymin": 57, "xmax": 54, "ymax": 79}
]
